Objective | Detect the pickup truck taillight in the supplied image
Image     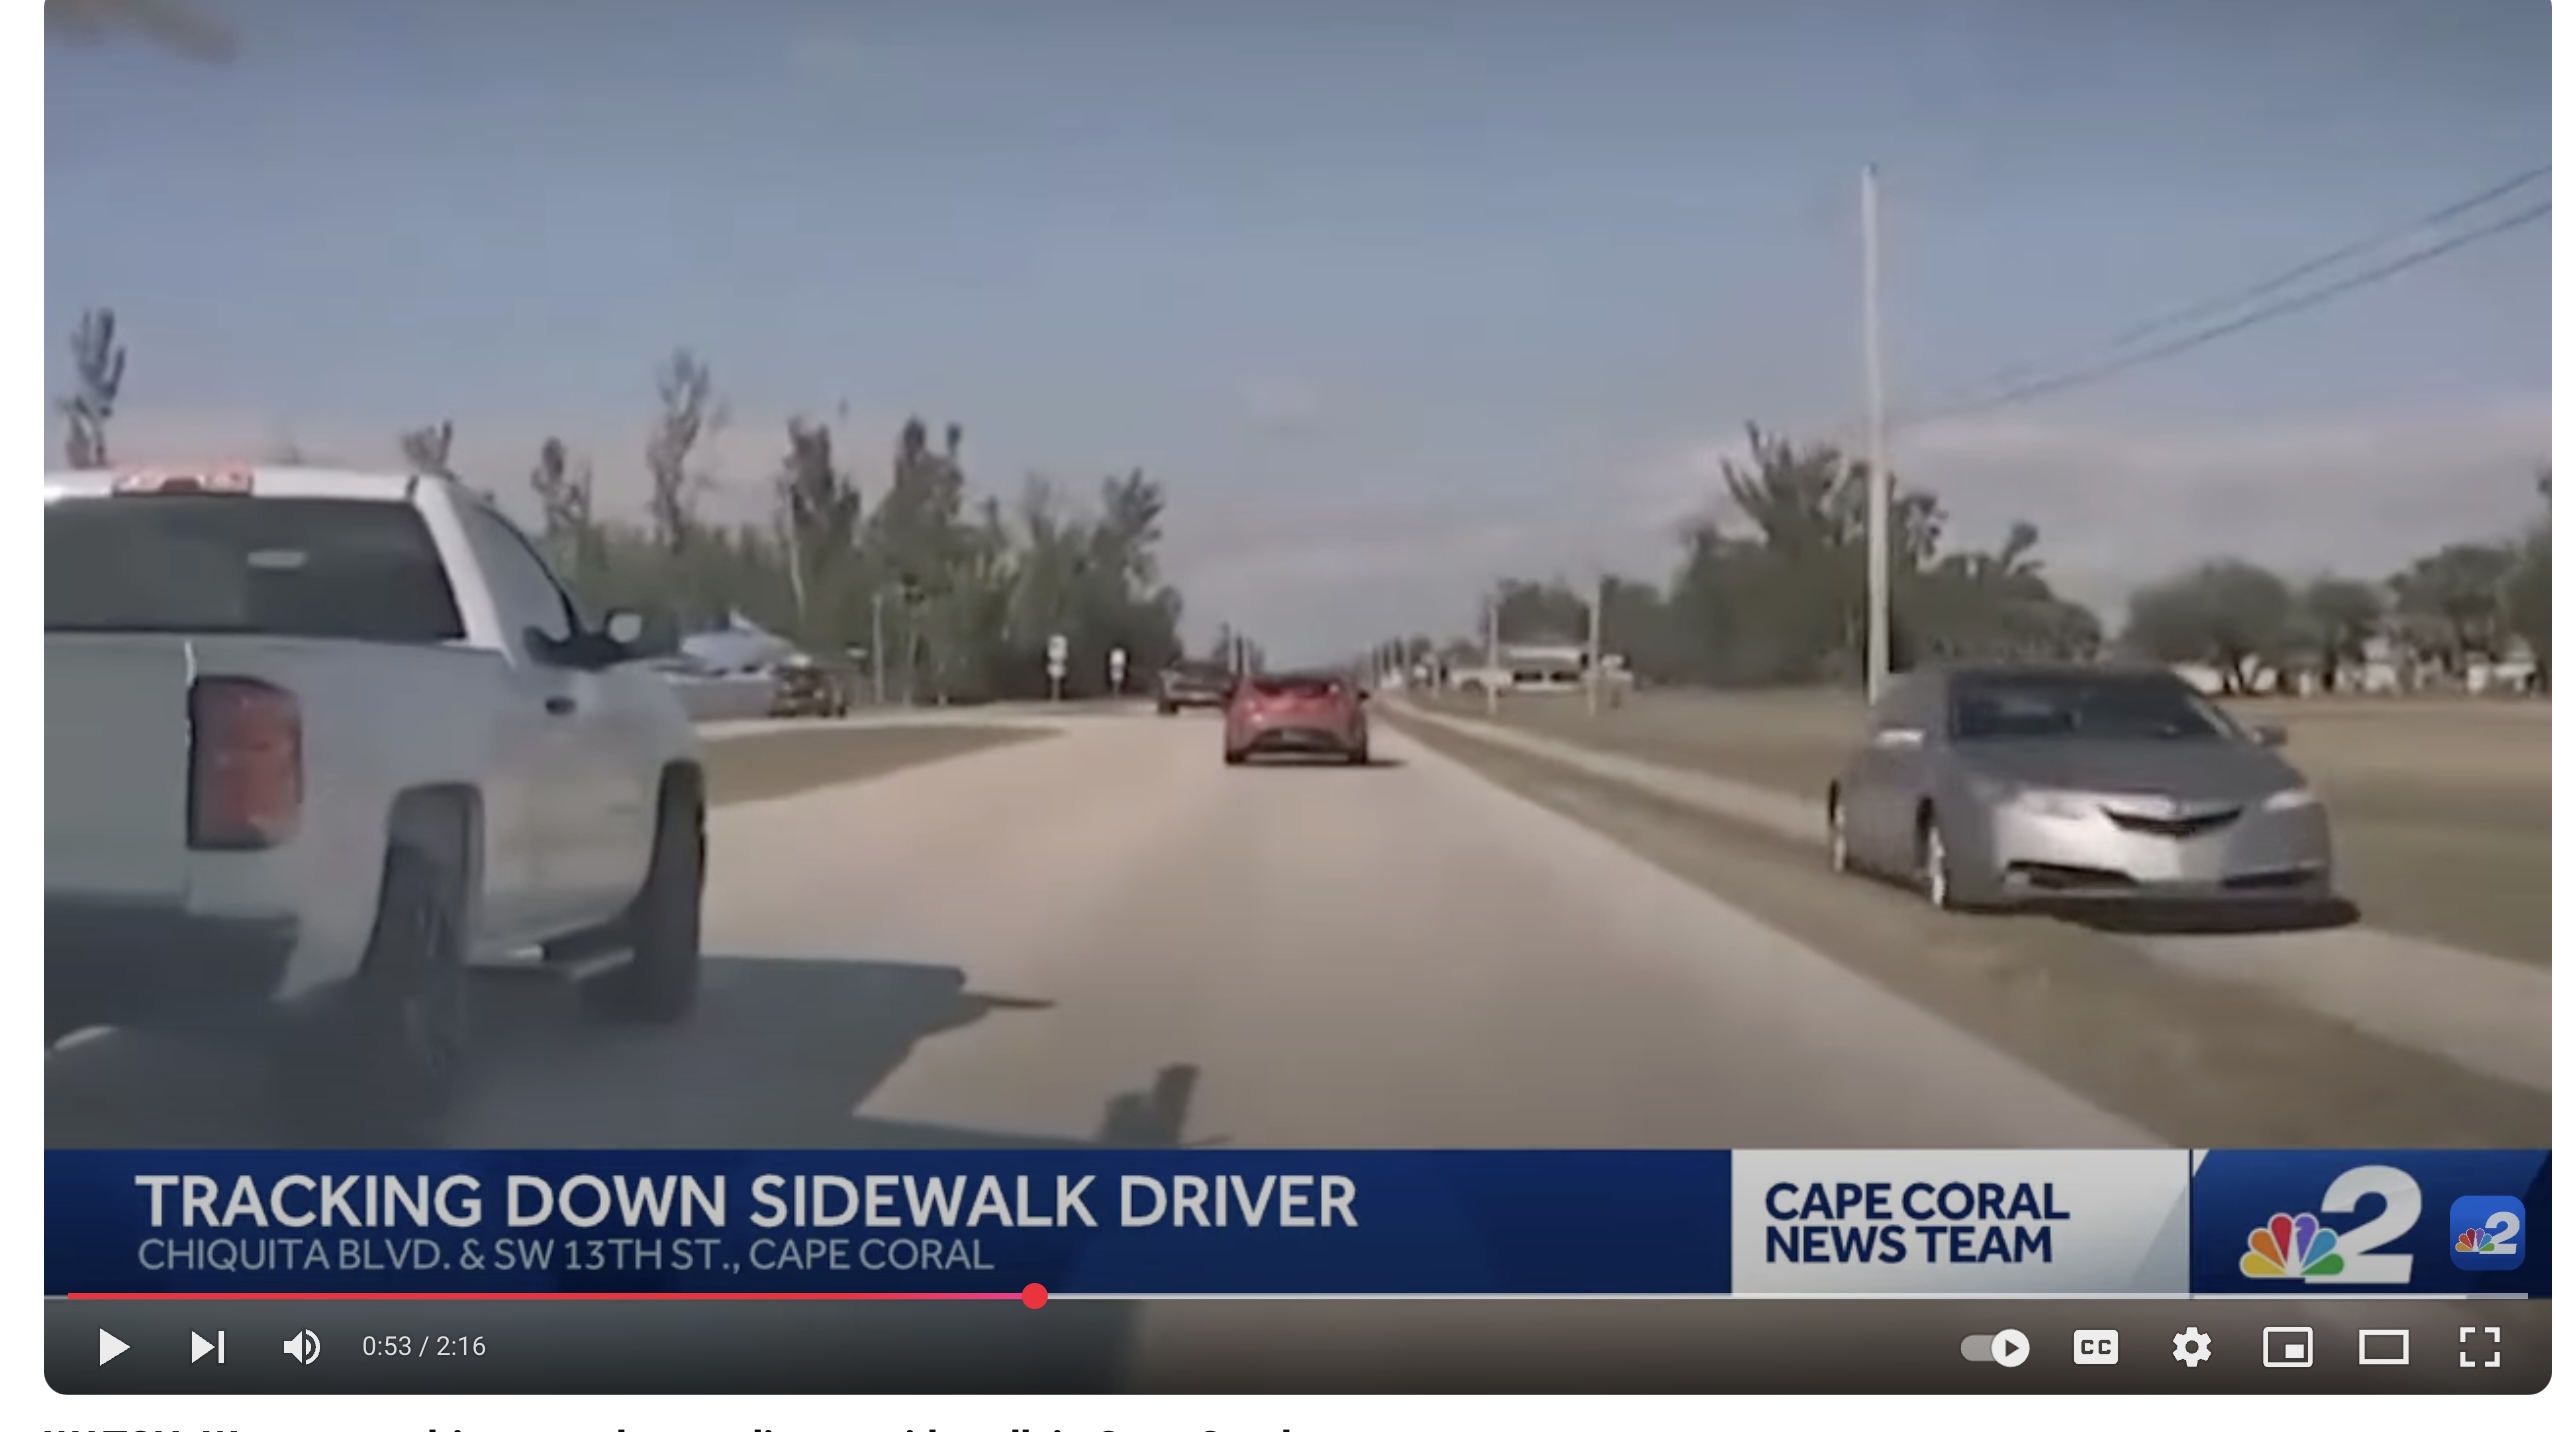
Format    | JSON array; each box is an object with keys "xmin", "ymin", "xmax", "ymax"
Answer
[{"xmin": 188, "ymin": 678, "xmax": 303, "ymax": 849}]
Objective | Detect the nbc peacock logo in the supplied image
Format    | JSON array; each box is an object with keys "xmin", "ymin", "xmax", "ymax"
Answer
[
  {"xmin": 2454, "ymin": 1227, "xmax": 2504, "ymax": 1255},
  {"xmin": 2241, "ymin": 1212, "xmax": 2344, "ymax": 1279}
]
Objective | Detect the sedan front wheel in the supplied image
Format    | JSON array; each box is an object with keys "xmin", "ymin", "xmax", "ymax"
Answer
[{"xmin": 1917, "ymin": 816, "xmax": 1991, "ymax": 912}]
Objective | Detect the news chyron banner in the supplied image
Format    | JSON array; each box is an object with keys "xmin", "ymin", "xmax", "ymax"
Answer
[
  {"xmin": 47, "ymin": 1150, "xmax": 1735, "ymax": 1297},
  {"xmin": 42, "ymin": 1148, "xmax": 2550, "ymax": 1298}
]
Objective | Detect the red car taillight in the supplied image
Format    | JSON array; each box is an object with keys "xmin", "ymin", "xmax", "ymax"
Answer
[{"xmin": 188, "ymin": 678, "xmax": 304, "ymax": 849}]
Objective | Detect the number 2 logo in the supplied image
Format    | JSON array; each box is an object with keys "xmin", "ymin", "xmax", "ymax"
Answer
[
  {"xmin": 2307, "ymin": 1165, "xmax": 2420, "ymax": 1284},
  {"xmin": 2469, "ymin": 1211, "xmax": 2522, "ymax": 1253},
  {"xmin": 2242, "ymin": 1164, "xmax": 2420, "ymax": 1284}
]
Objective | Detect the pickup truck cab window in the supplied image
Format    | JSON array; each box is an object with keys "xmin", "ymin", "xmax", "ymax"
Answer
[
  {"xmin": 46, "ymin": 495, "xmax": 464, "ymax": 643},
  {"xmin": 453, "ymin": 499, "xmax": 580, "ymax": 648}
]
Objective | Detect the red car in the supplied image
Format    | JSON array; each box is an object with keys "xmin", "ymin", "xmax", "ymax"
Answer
[{"xmin": 1224, "ymin": 671, "xmax": 1370, "ymax": 765}]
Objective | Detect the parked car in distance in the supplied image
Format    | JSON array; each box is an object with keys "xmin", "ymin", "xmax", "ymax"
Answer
[
  {"xmin": 769, "ymin": 658, "xmax": 850, "ymax": 718},
  {"xmin": 1823, "ymin": 663, "xmax": 2333, "ymax": 912},
  {"xmin": 1157, "ymin": 661, "xmax": 1234, "ymax": 714},
  {"xmin": 1224, "ymin": 670, "xmax": 1370, "ymax": 765}
]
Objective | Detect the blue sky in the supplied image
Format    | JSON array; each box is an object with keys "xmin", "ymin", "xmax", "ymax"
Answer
[{"xmin": 45, "ymin": 0, "xmax": 2551, "ymax": 658}]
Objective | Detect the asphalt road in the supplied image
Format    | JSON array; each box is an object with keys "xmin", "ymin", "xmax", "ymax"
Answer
[
  {"xmin": 48, "ymin": 709, "xmax": 2150, "ymax": 1151},
  {"xmin": 47, "ymin": 709, "xmax": 2545, "ymax": 1391}
]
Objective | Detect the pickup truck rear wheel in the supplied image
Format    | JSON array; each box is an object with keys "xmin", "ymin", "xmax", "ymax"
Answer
[
  {"xmin": 590, "ymin": 782, "xmax": 705, "ymax": 1024},
  {"xmin": 289, "ymin": 841, "xmax": 470, "ymax": 1137}
]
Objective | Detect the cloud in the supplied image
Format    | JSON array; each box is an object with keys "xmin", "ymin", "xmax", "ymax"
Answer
[
  {"xmin": 67, "ymin": 403, "xmax": 912, "ymax": 529},
  {"xmin": 1167, "ymin": 396, "xmax": 2550, "ymax": 656},
  {"xmin": 66, "ymin": 396, "xmax": 2549, "ymax": 663},
  {"xmin": 1890, "ymin": 396, "xmax": 2550, "ymax": 613}
]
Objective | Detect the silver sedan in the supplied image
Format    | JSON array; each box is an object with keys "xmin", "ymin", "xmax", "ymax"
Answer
[{"xmin": 1824, "ymin": 665, "xmax": 2334, "ymax": 911}]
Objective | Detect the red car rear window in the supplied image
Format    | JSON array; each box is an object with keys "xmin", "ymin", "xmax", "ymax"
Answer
[{"xmin": 1249, "ymin": 676, "xmax": 1343, "ymax": 698}]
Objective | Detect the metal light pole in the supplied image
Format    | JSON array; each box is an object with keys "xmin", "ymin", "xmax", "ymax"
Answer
[
  {"xmin": 1585, "ymin": 571, "xmax": 1606, "ymax": 715},
  {"xmin": 869, "ymin": 589, "xmax": 887, "ymax": 706},
  {"xmin": 1861, "ymin": 162, "xmax": 1892, "ymax": 705},
  {"xmin": 1485, "ymin": 592, "xmax": 1503, "ymax": 718}
]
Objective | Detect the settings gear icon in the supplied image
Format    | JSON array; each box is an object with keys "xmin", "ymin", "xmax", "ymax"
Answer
[{"xmin": 2170, "ymin": 1327, "xmax": 2213, "ymax": 1367}]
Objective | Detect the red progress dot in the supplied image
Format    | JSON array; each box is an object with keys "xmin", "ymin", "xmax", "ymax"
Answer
[{"xmin": 1021, "ymin": 1283, "xmax": 1049, "ymax": 1310}]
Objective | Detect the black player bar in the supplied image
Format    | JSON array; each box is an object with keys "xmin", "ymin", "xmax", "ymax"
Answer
[{"xmin": 46, "ymin": 1297, "xmax": 2549, "ymax": 1395}]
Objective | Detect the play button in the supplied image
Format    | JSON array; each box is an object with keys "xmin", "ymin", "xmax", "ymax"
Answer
[
  {"xmin": 1992, "ymin": 1329, "xmax": 2031, "ymax": 1367},
  {"xmin": 97, "ymin": 1329, "xmax": 128, "ymax": 1366}
]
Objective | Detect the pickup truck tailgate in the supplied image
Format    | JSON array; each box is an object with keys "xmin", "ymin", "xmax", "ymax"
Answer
[{"xmin": 46, "ymin": 636, "xmax": 196, "ymax": 900}]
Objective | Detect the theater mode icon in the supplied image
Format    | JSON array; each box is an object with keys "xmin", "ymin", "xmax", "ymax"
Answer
[{"xmin": 2358, "ymin": 1329, "xmax": 2410, "ymax": 1366}]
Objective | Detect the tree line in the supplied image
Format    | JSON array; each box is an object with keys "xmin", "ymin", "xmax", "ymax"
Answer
[
  {"xmin": 1376, "ymin": 424, "xmax": 2548, "ymax": 695},
  {"xmin": 52, "ymin": 308, "xmax": 1212, "ymax": 703},
  {"xmin": 2115, "ymin": 485, "xmax": 2548, "ymax": 694}
]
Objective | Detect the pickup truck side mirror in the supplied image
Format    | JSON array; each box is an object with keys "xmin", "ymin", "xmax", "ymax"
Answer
[
  {"xmin": 538, "ymin": 611, "xmax": 680, "ymax": 670},
  {"xmin": 601, "ymin": 608, "xmax": 680, "ymax": 662}
]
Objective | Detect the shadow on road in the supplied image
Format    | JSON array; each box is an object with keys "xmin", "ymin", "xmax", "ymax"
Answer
[
  {"xmin": 47, "ymin": 954, "xmax": 1199, "ymax": 1393},
  {"xmin": 47, "ymin": 954, "xmax": 1202, "ymax": 1154},
  {"xmin": 2042, "ymin": 895, "xmax": 2364, "ymax": 938},
  {"xmin": 1231, "ymin": 756, "xmax": 1406, "ymax": 771}
]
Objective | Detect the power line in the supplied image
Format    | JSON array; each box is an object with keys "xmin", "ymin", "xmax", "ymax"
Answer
[
  {"xmin": 1954, "ymin": 164, "xmax": 2550, "ymax": 398},
  {"xmin": 1905, "ymin": 199, "xmax": 2549, "ymax": 427}
]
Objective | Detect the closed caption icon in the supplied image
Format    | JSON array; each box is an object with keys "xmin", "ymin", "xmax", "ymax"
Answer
[{"xmin": 2074, "ymin": 1329, "xmax": 2119, "ymax": 1365}]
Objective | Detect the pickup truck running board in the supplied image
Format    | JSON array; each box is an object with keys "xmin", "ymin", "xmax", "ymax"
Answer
[{"xmin": 477, "ymin": 945, "xmax": 636, "ymax": 986}]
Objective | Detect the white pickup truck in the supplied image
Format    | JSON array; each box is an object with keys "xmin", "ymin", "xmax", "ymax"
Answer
[{"xmin": 46, "ymin": 465, "xmax": 708, "ymax": 1132}]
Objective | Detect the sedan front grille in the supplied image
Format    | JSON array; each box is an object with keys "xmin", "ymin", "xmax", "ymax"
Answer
[{"xmin": 2101, "ymin": 806, "xmax": 2241, "ymax": 839}]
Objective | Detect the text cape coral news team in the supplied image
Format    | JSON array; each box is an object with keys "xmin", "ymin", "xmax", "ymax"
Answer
[{"xmin": 44, "ymin": 1148, "xmax": 2546, "ymax": 1299}]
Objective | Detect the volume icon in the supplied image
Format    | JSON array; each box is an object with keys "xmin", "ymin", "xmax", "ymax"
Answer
[{"xmin": 282, "ymin": 1329, "xmax": 321, "ymax": 1364}]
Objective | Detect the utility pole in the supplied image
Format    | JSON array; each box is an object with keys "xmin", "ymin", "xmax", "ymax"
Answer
[
  {"xmin": 1485, "ymin": 592, "xmax": 1503, "ymax": 718},
  {"xmin": 1861, "ymin": 162, "xmax": 1892, "ymax": 705},
  {"xmin": 869, "ymin": 588, "xmax": 886, "ymax": 707},
  {"xmin": 1585, "ymin": 572, "xmax": 1606, "ymax": 715}
]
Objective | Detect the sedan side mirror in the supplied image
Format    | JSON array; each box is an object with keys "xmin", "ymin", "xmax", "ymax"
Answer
[{"xmin": 2249, "ymin": 721, "xmax": 2288, "ymax": 748}]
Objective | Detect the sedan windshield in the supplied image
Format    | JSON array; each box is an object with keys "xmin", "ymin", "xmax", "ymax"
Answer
[{"xmin": 1948, "ymin": 673, "xmax": 2237, "ymax": 742}]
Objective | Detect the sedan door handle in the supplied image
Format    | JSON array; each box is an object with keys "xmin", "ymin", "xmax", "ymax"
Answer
[{"xmin": 544, "ymin": 695, "xmax": 577, "ymax": 716}]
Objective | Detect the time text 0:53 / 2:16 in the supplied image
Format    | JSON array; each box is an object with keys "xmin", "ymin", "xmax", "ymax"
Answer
[{"xmin": 360, "ymin": 1334, "xmax": 491, "ymax": 1358}]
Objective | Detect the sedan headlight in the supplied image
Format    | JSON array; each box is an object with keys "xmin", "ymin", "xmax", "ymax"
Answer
[
  {"xmin": 1979, "ymin": 782, "xmax": 2098, "ymax": 819},
  {"xmin": 2261, "ymin": 785, "xmax": 2320, "ymax": 813}
]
